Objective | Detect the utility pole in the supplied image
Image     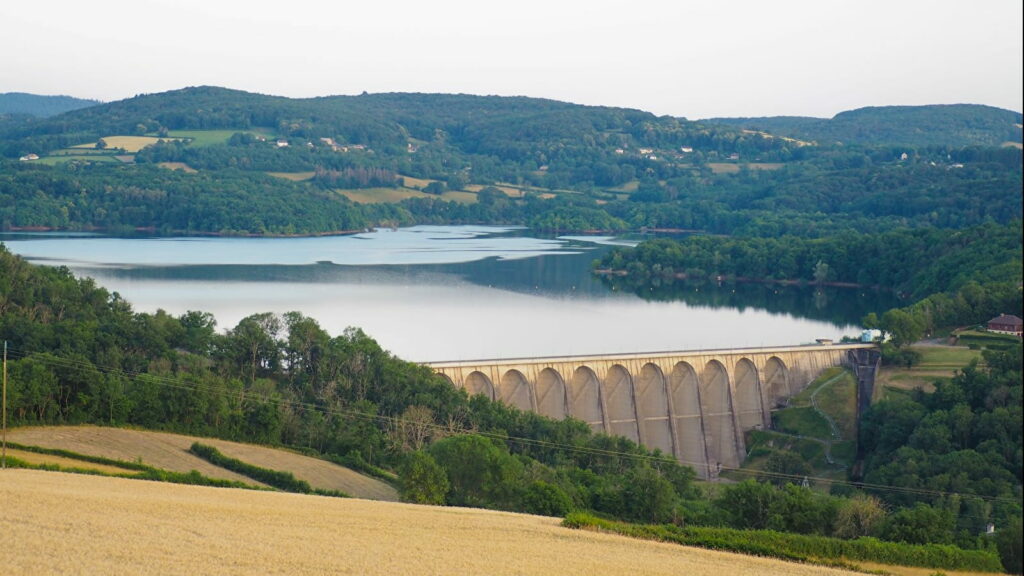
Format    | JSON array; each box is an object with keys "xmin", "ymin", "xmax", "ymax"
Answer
[{"xmin": 2, "ymin": 340, "xmax": 7, "ymax": 469}]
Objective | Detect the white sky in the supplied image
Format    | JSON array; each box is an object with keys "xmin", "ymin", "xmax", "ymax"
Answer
[{"xmin": 1, "ymin": 0, "xmax": 1021, "ymax": 118}]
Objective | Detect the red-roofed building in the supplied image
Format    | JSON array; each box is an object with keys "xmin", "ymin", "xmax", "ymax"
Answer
[{"xmin": 987, "ymin": 314, "xmax": 1023, "ymax": 337}]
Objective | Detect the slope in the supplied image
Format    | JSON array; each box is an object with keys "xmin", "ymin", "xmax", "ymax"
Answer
[{"xmin": 6, "ymin": 425, "xmax": 398, "ymax": 501}]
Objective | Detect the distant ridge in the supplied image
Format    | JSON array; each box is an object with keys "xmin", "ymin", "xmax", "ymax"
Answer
[
  {"xmin": 0, "ymin": 92, "xmax": 101, "ymax": 117},
  {"xmin": 709, "ymin": 104, "xmax": 1023, "ymax": 147}
]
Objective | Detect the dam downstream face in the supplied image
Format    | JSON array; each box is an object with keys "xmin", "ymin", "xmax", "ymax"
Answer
[{"xmin": 430, "ymin": 344, "xmax": 864, "ymax": 478}]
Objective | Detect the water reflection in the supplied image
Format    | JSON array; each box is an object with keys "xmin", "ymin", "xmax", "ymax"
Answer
[{"xmin": 0, "ymin": 227, "xmax": 893, "ymax": 361}]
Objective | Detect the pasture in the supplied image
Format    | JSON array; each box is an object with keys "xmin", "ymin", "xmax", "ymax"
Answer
[
  {"xmin": 165, "ymin": 129, "xmax": 273, "ymax": 146},
  {"xmin": 2, "ymin": 469, "xmax": 864, "ymax": 576}
]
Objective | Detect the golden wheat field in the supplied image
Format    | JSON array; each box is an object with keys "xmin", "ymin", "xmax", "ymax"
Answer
[
  {"xmin": 6, "ymin": 426, "xmax": 398, "ymax": 500},
  {"xmin": 0, "ymin": 469, "xmax": 866, "ymax": 576}
]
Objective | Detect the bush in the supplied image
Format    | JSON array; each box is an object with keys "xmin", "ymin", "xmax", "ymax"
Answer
[{"xmin": 189, "ymin": 442, "xmax": 316, "ymax": 494}]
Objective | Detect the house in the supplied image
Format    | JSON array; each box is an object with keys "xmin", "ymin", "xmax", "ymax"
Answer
[
  {"xmin": 638, "ymin": 148, "xmax": 653, "ymax": 155},
  {"xmin": 276, "ymin": 140, "xmax": 289, "ymax": 148},
  {"xmin": 680, "ymin": 146, "xmax": 693, "ymax": 153},
  {"xmin": 18, "ymin": 153, "xmax": 39, "ymax": 162},
  {"xmin": 987, "ymin": 314, "xmax": 1023, "ymax": 337}
]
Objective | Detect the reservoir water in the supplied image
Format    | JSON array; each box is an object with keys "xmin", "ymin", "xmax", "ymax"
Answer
[{"xmin": 0, "ymin": 226, "xmax": 898, "ymax": 362}]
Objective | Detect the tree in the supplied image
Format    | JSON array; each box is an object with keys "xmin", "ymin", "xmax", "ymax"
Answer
[
  {"xmin": 399, "ymin": 451, "xmax": 449, "ymax": 505},
  {"xmin": 833, "ymin": 494, "xmax": 886, "ymax": 539},
  {"xmin": 429, "ymin": 434, "xmax": 523, "ymax": 509},
  {"xmin": 95, "ymin": 138, "xmax": 107, "ymax": 150},
  {"xmin": 995, "ymin": 516, "xmax": 1023, "ymax": 575},
  {"xmin": 881, "ymin": 308, "xmax": 924, "ymax": 348}
]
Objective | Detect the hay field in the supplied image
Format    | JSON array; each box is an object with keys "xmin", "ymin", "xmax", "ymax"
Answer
[
  {"xmin": 72, "ymin": 136, "xmax": 179, "ymax": 153},
  {"xmin": 6, "ymin": 426, "xmax": 397, "ymax": 501},
  {"xmin": 2, "ymin": 469, "xmax": 862, "ymax": 576}
]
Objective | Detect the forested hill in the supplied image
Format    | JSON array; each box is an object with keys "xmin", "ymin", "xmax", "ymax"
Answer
[
  {"xmin": 0, "ymin": 92, "xmax": 101, "ymax": 118},
  {"xmin": 710, "ymin": 104, "xmax": 1023, "ymax": 147},
  {"xmin": 0, "ymin": 86, "xmax": 777, "ymax": 159}
]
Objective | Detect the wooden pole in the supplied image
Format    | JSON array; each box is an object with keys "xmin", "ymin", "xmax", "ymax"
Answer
[{"xmin": 2, "ymin": 340, "xmax": 7, "ymax": 469}]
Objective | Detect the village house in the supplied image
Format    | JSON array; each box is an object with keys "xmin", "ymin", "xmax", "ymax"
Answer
[
  {"xmin": 275, "ymin": 139, "xmax": 289, "ymax": 148},
  {"xmin": 987, "ymin": 314, "xmax": 1023, "ymax": 337},
  {"xmin": 19, "ymin": 153, "xmax": 39, "ymax": 161}
]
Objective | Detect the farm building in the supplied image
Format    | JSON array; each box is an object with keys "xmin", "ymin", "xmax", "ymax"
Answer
[{"xmin": 987, "ymin": 314, "xmax": 1023, "ymax": 337}]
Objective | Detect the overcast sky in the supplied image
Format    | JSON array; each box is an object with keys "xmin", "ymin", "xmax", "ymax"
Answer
[{"xmin": 1, "ymin": 0, "xmax": 1021, "ymax": 119}]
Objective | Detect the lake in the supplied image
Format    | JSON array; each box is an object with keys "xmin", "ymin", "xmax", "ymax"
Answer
[{"xmin": 0, "ymin": 226, "xmax": 897, "ymax": 362}]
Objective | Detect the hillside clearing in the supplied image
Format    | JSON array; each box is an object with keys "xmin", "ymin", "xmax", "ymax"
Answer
[
  {"xmin": 157, "ymin": 162, "xmax": 197, "ymax": 173},
  {"xmin": 71, "ymin": 135, "xmax": 180, "ymax": 153},
  {"xmin": 6, "ymin": 426, "xmax": 397, "ymax": 501},
  {"xmin": 1, "ymin": 469, "xmax": 862, "ymax": 576},
  {"xmin": 337, "ymin": 187, "xmax": 478, "ymax": 204},
  {"xmin": 267, "ymin": 171, "xmax": 315, "ymax": 181}
]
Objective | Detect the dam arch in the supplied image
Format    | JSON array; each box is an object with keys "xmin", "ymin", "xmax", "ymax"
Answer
[
  {"xmin": 669, "ymin": 361, "xmax": 709, "ymax": 476},
  {"xmin": 499, "ymin": 369, "xmax": 534, "ymax": 412},
  {"xmin": 604, "ymin": 365, "xmax": 640, "ymax": 443},
  {"xmin": 535, "ymin": 368, "xmax": 568, "ymax": 419},
  {"xmin": 635, "ymin": 363, "xmax": 674, "ymax": 456},
  {"xmin": 569, "ymin": 366, "xmax": 605, "ymax": 432}
]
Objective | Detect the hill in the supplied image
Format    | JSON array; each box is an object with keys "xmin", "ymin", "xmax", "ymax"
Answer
[
  {"xmin": 710, "ymin": 104, "xmax": 1024, "ymax": 147},
  {"xmin": 0, "ymin": 92, "xmax": 100, "ymax": 117},
  {"xmin": 6, "ymin": 426, "xmax": 398, "ymax": 500},
  {"xmin": 3, "ymin": 469, "xmax": 862, "ymax": 576}
]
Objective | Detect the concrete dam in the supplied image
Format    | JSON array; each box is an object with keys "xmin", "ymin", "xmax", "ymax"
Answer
[{"xmin": 427, "ymin": 343, "xmax": 875, "ymax": 478}]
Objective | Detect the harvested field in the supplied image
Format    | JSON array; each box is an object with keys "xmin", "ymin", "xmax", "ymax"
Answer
[
  {"xmin": 1, "ymin": 469, "xmax": 862, "ymax": 576},
  {"xmin": 6, "ymin": 426, "xmax": 397, "ymax": 500}
]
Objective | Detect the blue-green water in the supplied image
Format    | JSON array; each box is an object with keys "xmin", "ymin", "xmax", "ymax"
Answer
[{"xmin": 1, "ymin": 226, "xmax": 897, "ymax": 361}]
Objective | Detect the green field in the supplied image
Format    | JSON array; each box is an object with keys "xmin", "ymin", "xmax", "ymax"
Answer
[
  {"xmin": 37, "ymin": 154, "xmax": 119, "ymax": 165},
  {"xmin": 878, "ymin": 344, "xmax": 984, "ymax": 393},
  {"xmin": 164, "ymin": 129, "xmax": 273, "ymax": 146}
]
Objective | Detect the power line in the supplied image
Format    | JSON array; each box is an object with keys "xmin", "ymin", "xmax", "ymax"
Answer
[{"xmin": 3, "ymin": 344, "xmax": 1021, "ymax": 507}]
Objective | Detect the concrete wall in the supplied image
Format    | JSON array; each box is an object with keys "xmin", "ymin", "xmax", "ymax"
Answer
[{"xmin": 428, "ymin": 344, "xmax": 872, "ymax": 479}]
